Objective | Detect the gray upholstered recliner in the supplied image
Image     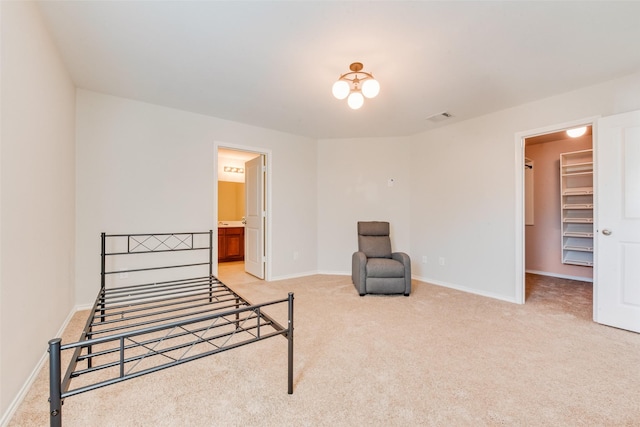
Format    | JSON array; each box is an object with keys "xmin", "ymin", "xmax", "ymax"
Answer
[{"xmin": 352, "ymin": 221, "xmax": 411, "ymax": 296}]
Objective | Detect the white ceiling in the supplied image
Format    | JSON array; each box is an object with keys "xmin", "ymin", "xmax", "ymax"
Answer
[{"xmin": 37, "ymin": 1, "xmax": 640, "ymax": 139}]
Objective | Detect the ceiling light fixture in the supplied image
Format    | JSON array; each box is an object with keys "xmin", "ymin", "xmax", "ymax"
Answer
[
  {"xmin": 332, "ymin": 62, "xmax": 380, "ymax": 110},
  {"xmin": 566, "ymin": 126, "xmax": 587, "ymax": 138}
]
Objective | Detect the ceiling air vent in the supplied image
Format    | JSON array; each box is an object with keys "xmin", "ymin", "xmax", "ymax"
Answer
[{"xmin": 426, "ymin": 111, "xmax": 453, "ymax": 122}]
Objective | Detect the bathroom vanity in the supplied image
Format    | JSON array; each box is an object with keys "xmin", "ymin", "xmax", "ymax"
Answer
[{"xmin": 218, "ymin": 222, "xmax": 244, "ymax": 262}]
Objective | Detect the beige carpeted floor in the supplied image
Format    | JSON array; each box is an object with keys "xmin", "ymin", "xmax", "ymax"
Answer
[{"xmin": 8, "ymin": 267, "xmax": 640, "ymax": 426}]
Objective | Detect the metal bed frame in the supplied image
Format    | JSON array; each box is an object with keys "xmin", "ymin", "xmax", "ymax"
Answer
[{"xmin": 48, "ymin": 231, "xmax": 294, "ymax": 427}]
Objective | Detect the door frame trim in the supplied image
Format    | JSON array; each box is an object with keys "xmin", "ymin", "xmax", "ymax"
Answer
[
  {"xmin": 513, "ymin": 116, "xmax": 599, "ymax": 305},
  {"xmin": 214, "ymin": 141, "xmax": 272, "ymax": 281}
]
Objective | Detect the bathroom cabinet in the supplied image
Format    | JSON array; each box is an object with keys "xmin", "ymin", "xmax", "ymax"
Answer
[{"xmin": 218, "ymin": 227, "xmax": 244, "ymax": 262}]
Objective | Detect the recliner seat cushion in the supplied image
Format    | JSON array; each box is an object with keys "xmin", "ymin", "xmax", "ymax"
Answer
[{"xmin": 366, "ymin": 258, "xmax": 405, "ymax": 278}]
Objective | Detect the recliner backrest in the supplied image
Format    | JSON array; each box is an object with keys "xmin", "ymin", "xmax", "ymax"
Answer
[{"xmin": 357, "ymin": 221, "xmax": 392, "ymax": 259}]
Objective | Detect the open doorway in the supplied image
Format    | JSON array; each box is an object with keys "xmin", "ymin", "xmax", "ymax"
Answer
[
  {"xmin": 514, "ymin": 117, "xmax": 598, "ymax": 306},
  {"xmin": 215, "ymin": 143, "xmax": 271, "ymax": 283},
  {"xmin": 522, "ymin": 126, "xmax": 593, "ymax": 313}
]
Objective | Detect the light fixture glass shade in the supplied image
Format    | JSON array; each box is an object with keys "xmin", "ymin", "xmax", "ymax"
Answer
[
  {"xmin": 332, "ymin": 80, "xmax": 350, "ymax": 100},
  {"xmin": 566, "ymin": 126, "xmax": 587, "ymax": 138},
  {"xmin": 361, "ymin": 78, "xmax": 380, "ymax": 98},
  {"xmin": 347, "ymin": 92, "xmax": 364, "ymax": 110}
]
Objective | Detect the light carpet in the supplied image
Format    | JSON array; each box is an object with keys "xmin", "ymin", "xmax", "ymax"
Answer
[{"xmin": 8, "ymin": 272, "xmax": 640, "ymax": 426}]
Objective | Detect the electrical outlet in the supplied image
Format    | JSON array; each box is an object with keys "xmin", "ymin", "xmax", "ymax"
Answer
[
  {"xmin": 422, "ymin": 256, "xmax": 428, "ymax": 264},
  {"xmin": 293, "ymin": 251, "xmax": 299, "ymax": 261},
  {"xmin": 438, "ymin": 257, "xmax": 445, "ymax": 266}
]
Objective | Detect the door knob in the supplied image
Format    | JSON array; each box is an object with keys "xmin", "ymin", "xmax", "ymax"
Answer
[{"xmin": 602, "ymin": 229, "xmax": 612, "ymax": 236}]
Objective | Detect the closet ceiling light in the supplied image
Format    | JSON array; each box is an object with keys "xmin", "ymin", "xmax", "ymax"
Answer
[
  {"xmin": 332, "ymin": 62, "xmax": 379, "ymax": 110},
  {"xmin": 566, "ymin": 126, "xmax": 587, "ymax": 138}
]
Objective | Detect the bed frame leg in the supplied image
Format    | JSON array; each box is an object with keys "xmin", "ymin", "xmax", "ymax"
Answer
[
  {"xmin": 49, "ymin": 338, "xmax": 62, "ymax": 427},
  {"xmin": 208, "ymin": 230, "xmax": 214, "ymax": 303},
  {"xmin": 100, "ymin": 232, "xmax": 106, "ymax": 322},
  {"xmin": 287, "ymin": 292, "xmax": 294, "ymax": 395}
]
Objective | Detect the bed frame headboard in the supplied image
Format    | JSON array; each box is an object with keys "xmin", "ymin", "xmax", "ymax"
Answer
[{"xmin": 100, "ymin": 231, "xmax": 214, "ymax": 290}]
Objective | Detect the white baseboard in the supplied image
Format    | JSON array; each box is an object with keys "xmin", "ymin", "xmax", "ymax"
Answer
[
  {"xmin": 270, "ymin": 270, "xmax": 320, "ymax": 281},
  {"xmin": 526, "ymin": 269, "xmax": 593, "ymax": 283},
  {"xmin": 314, "ymin": 270, "xmax": 350, "ymax": 276},
  {"xmin": 75, "ymin": 303, "xmax": 93, "ymax": 311},
  {"xmin": 411, "ymin": 274, "xmax": 519, "ymax": 304},
  {"xmin": 0, "ymin": 307, "xmax": 77, "ymax": 427}
]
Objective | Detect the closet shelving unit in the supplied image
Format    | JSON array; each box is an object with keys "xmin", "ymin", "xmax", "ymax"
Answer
[{"xmin": 560, "ymin": 149, "xmax": 594, "ymax": 266}]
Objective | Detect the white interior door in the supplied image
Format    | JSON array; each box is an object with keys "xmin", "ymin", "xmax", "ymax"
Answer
[
  {"xmin": 595, "ymin": 110, "xmax": 640, "ymax": 333},
  {"xmin": 244, "ymin": 155, "xmax": 265, "ymax": 279}
]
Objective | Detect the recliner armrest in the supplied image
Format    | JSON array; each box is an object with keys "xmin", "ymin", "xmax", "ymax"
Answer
[
  {"xmin": 352, "ymin": 251, "xmax": 367, "ymax": 296},
  {"xmin": 392, "ymin": 252, "xmax": 411, "ymax": 296}
]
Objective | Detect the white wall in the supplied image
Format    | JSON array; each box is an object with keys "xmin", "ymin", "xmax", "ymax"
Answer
[
  {"xmin": 410, "ymin": 72, "xmax": 640, "ymax": 302},
  {"xmin": 0, "ymin": 1, "xmax": 76, "ymax": 422},
  {"xmin": 409, "ymin": 117, "xmax": 519, "ymax": 300},
  {"xmin": 317, "ymin": 137, "xmax": 412, "ymax": 274},
  {"xmin": 75, "ymin": 90, "xmax": 317, "ymax": 305}
]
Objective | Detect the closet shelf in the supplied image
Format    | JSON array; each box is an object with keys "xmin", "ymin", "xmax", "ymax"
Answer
[
  {"xmin": 563, "ymin": 231, "xmax": 594, "ymax": 237},
  {"xmin": 561, "ymin": 166, "xmax": 593, "ymax": 175},
  {"xmin": 563, "ymin": 203, "xmax": 593, "ymax": 209},
  {"xmin": 563, "ymin": 258, "xmax": 594, "ymax": 267},
  {"xmin": 563, "ymin": 245, "xmax": 593, "ymax": 252},
  {"xmin": 563, "ymin": 218, "xmax": 593, "ymax": 223},
  {"xmin": 563, "ymin": 249, "xmax": 594, "ymax": 266},
  {"xmin": 562, "ymin": 187, "xmax": 593, "ymax": 195},
  {"xmin": 564, "ymin": 223, "xmax": 593, "ymax": 237}
]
